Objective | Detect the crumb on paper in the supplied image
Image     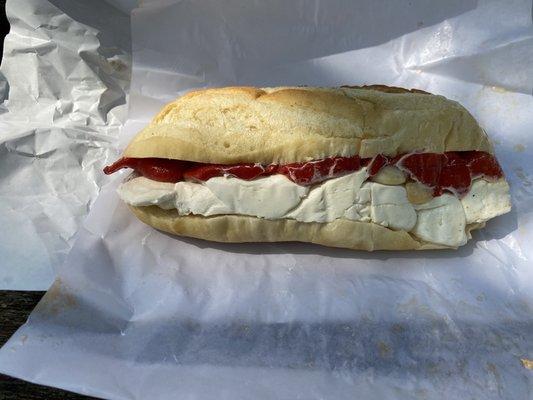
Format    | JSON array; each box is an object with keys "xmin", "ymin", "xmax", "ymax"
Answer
[
  {"xmin": 521, "ymin": 358, "xmax": 533, "ymax": 370},
  {"xmin": 427, "ymin": 361, "xmax": 441, "ymax": 375},
  {"xmin": 391, "ymin": 323, "xmax": 405, "ymax": 333},
  {"xmin": 487, "ymin": 362, "xmax": 499, "ymax": 375},
  {"xmin": 490, "ymin": 86, "xmax": 508, "ymax": 93},
  {"xmin": 397, "ymin": 296, "xmax": 437, "ymax": 318},
  {"xmin": 20, "ymin": 334, "xmax": 28, "ymax": 344},
  {"xmin": 486, "ymin": 362, "xmax": 503, "ymax": 394},
  {"xmin": 377, "ymin": 341, "xmax": 392, "ymax": 358},
  {"xmin": 513, "ymin": 144, "xmax": 525, "ymax": 153},
  {"xmin": 109, "ymin": 59, "xmax": 128, "ymax": 73}
]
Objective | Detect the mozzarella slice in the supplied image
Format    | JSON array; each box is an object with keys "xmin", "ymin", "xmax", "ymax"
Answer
[
  {"xmin": 117, "ymin": 177, "xmax": 176, "ymax": 209},
  {"xmin": 413, "ymin": 194, "xmax": 467, "ymax": 247},
  {"xmin": 369, "ymin": 183, "xmax": 417, "ymax": 231},
  {"xmin": 287, "ymin": 169, "xmax": 368, "ymax": 223},
  {"xmin": 371, "ymin": 166, "xmax": 406, "ymax": 185},
  {"xmin": 461, "ymin": 179, "xmax": 511, "ymax": 224},
  {"xmin": 174, "ymin": 181, "xmax": 232, "ymax": 215},
  {"xmin": 118, "ymin": 173, "xmax": 510, "ymax": 248},
  {"xmin": 344, "ymin": 184, "xmax": 372, "ymax": 222},
  {"xmin": 205, "ymin": 174, "xmax": 308, "ymax": 219}
]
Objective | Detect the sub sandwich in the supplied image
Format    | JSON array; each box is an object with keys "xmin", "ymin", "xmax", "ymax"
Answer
[{"xmin": 104, "ymin": 86, "xmax": 511, "ymax": 250}]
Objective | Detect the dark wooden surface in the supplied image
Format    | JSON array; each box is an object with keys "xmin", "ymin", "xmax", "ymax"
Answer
[
  {"xmin": 0, "ymin": 291, "xmax": 98, "ymax": 399},
  {"xmin": 0, "ymin": 1, "xmax": 95, "ymax": 399}
]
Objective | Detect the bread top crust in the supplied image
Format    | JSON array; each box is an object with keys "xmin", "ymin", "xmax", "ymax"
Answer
[{"xmin": 124, "ymin": 85, "xmax": 492, "ymax": 164}]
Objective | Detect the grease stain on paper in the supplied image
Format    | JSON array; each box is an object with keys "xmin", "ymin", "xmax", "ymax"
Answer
[
  {"xmin": 36, "ymin": 278, "xmax": 77, "ymax": 316},
  {"xmin": 486, "ymin": 362, "xmax": 503, "ymax": 395},
  {"xmin": 521, "ymin": 358, "xmax": 533, "ymax": 370},
  {"xmin": 377, "ymin": 341, "xmax": 392, "ymax": 358}
]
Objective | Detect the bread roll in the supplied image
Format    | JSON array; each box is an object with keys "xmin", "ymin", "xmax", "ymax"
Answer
[{"xmin": 112, "ymin": 85, "xmax": 507, "ymax": 251}]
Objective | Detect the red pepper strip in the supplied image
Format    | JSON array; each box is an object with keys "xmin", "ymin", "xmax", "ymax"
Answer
[
  {"xmin": 103, "ymin": 157, "xmax": 192, "ymax": 183},
  {"xmin": 183, "ymin": 163, "xmax": 279, "ymax": 182},
  {"xmin": 367, "ymin": 154, "xmax": 388, "ymax": 176},
  {"xmin": 104, "ymin": 151, "xmax": 504, "ymax": 196},
  {"xmin": 398, "ymin": 151, "xmax": 501, "ymax": 196},
  {"xmin": 279, "ymin": 156, "xmax": 367, "ymax": 185},
  {"xmin": 466, "ymin": 151, "xmax": 503, "ymax": 177}
]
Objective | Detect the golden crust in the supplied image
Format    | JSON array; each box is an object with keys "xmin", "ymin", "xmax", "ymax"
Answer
[
  {"xmin": 130, "ymin": 205, "xmax": 451, "ymax": 251},
  {"xmin": 340, "ymin": 84, "xmax": 432, "ymax": 94},
  {"xmin": 122, "ymin": 85, "xmax": 498, "ymax": 251},
  {"xmin": 124, "ymin": 85, "xmax": 493, "ymax": 164}
]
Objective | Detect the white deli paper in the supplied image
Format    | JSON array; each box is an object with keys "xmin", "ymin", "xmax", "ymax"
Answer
[
  {"xmin": 0, "ymin": 0, "xmax": 133, "ymax": 289},
  {"xmin": 2, "ymin": 0, "xmax": 533, "ymax": 399}
]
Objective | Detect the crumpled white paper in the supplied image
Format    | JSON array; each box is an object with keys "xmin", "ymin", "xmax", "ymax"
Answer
[
  {"xmin": 1, "ymin": 0, "xmax": 533, "ymax": 399},
  {"xmin": 0, "ymin": 0, "xmax": 132, "ymax": 289}
]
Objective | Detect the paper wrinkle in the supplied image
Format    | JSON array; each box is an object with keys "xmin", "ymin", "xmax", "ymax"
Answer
[
  {"xmin": 1, "ymin": 0, "xmax": 533, "ymax": 399},
  {"xmin": 405, "ymin": 36, "xmax": 533, "ymax": 95},
  {"xmin": 0, "ymin": 0, "xmax": 131, "ymax": 289}
]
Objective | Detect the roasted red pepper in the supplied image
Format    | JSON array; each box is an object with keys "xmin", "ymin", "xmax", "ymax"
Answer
[{"xmin": 104, "ymin": 151, "xmax": 503, "ymax": 196}]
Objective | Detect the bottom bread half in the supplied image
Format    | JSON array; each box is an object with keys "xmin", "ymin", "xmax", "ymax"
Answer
[{"xmin": 129, "ymin": 205, "xmax": 460, "ymax": 251}]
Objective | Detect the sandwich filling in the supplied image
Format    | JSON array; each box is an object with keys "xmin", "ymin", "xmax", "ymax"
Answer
[{"xmin": 104, "ymin": 151, "xmax": 511, "ymax": 247}]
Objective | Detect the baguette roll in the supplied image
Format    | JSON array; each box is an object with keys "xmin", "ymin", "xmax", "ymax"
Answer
[{"xmin": 105, "ymin": 86, "xmax": 510, "ymax": 251}]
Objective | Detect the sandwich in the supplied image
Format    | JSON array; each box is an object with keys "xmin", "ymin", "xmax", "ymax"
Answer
[{"xmin": 104, "ymin": 85, "xmax": 511, "ymax": 251}]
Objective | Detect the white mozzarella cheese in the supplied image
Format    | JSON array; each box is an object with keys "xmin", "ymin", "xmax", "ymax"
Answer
[
  {"xmin": 371, "ymin": 166, "xmax": 406, "ymax": 185},
  {"xmin": 412, "ymin": 194, "xmax": 467, "ymax": 247},
  {"xmin": 368, "ymin": 183, "xmax": 417, "ymax": 231},
  {"xmin": 461, "ymin": 179, "xmax": 511, "ymax": 224},
  {"xmin": 174, "ymin": 181, "xmax": 232, "ymax": 215},
  {"xmin": 287, "ymin": 169, "xmax": 368, "ymax": 223},
  {"xmin": 118, "ymin": 173, "xmax": 510, "ymax": 248},
  {"xmin": 117, "ymin": 177, "xmax": 176, "ymax": 209},
  {"xmin": 204, "ymin": 174, "xmax": 309, "ymax": 219}
]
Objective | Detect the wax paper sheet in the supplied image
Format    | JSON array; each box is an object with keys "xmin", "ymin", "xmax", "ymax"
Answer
[
  {"xmin": 1, "ymin": 0, "xmax": 533, "ymax": 399},
  {"xmin": 0, "ymin": 0, "xmax": 133, "ymax": 289}
]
